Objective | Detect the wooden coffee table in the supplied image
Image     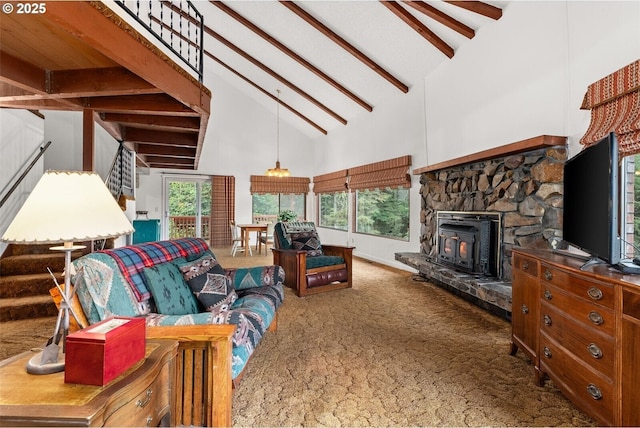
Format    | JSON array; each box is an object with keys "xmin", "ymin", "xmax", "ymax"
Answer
[{"xmin": 0, "ymin": 339, "xmax": 177, "ymax": 427}]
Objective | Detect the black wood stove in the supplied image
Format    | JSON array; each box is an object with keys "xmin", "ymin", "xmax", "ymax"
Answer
[{"xmin": 436, "ymin": 211, "xmax": 501, "ymax": 277}]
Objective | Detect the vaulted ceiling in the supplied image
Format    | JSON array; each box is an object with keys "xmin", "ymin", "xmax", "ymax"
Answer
[{"xmin": 0, "ymin": 1, "xmax": 505, "ymax": 169}]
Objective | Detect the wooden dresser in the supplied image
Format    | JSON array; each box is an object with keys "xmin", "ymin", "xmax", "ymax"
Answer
[
  {"xmin": 0, "ymin": 340, "xmax": 177, "ymax": 427},
  {"xmin": 510, "ymin": 248, "xmax": 640, "ymax": 426}
]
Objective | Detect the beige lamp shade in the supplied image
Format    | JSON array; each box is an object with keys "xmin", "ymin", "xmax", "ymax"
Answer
[{"xmin": 2, "ymin": 170, "xmax": 134, "ymax": 244}]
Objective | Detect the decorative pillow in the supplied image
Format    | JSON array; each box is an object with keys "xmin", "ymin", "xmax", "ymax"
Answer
[
  {"xmin": 143, "ymin": 262, "xmax": 200, "ymax": 315},
  {"xmin": 291, "ymin": 230, "xmax": 323, "ymax": 257},
  {"xmin": 177, "ymin": 255, "xmax": 237, "ymax": 312}
]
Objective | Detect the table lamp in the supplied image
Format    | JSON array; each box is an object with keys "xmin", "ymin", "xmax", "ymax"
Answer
[{"xmin": 1, "ymin": 170, "xmax": 134, "ymax": 374}]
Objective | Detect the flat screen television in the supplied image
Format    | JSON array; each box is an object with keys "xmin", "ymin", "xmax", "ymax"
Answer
[{"xmin": 563, "ymin": 132, "xmax": 621, "ymax": 268}]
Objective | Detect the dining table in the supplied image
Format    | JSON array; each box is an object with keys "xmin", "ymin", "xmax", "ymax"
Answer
[{"xmin": 237, "ymin": 223, "xmax": 268, "ymax": 256}]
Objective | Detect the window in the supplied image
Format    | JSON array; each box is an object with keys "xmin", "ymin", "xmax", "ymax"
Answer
[
  {"xmin": 252, "ymin": 193, "xmax": 305, "ymax": 222},
  {"xmin": 164, "ymin": 178, "xmax": 211, "ymax": 240},
  {"xmin": 621, "ymin": 155, "xmax": 640, "ymax": 259},
  {"xmin": 319, "ymin": 192, "xmax": 348, "ymax": 230},
  {"xmin": 355, "ymin": 188, "xmax": 409, "ymax": 240}
]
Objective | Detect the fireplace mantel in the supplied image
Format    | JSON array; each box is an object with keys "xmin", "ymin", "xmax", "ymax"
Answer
[{"xmin": 413, "ymin": 135, "xmax": 567, "ymax": 174}]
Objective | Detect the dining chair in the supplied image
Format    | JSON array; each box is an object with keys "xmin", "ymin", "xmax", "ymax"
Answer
[{"xmin": 230, "ymin": 221, "xmax": 251, "ymax": 257}]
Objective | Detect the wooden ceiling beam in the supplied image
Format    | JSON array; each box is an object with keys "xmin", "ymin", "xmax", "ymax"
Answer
[
  {"xmin": 0, "ymin": 67, "xmax": 162, "ymax": 101},
  {"xmin": 155, "ymin": 7, "xmax": 348, "ymax": 125},
  {"xmin": 403, "ymin": 1, "xmax": 475, "ymax": 39},
  {"xmin": 208, "ymin": 52, "xmax": 328, "ymax": 135},
  {"xmin": 0, "ymin": 98, "xmax": 82, "ymax": 110},
  {"xmin": 49, "ymin": 67, "xmax": 162, "ymax": 98},
  {"xmin": 381, "ymin": 1, "xmax": 454, "ymax": 58},
  {"xmin": 281, "ymin": 1, "xmax": 410, "ymax": 93},
  {"xmin": 83, "ymin": 94, "xmax": 199, "ymax": 116},
  {"xmin": 124, "ymin": 127, "xmax": 198, "ymax": 147},
  {"xmin": 444, "ymin": 1, "xmax": 502, "ymax": 20},
  {"xmin": 136, "ymin": 143, "xmax": 196, "ymax": 158},
  {"xmin": 101, "ymin": 113, "xmax": 200, "ymax": 132},
  {"xmin": 210, "ymin": 1, "xmax": 373, "ymax": 113},
  {"xmin": 144, "ymin": 156, "xmax": 194, "ymax": 165},
  {"xmin": 0, "ymin": 51, "xmax": 47, "ymax": 94},
  {"xmin": 94, "ymin": 110, "xmax": 123, "ymax": 141}
]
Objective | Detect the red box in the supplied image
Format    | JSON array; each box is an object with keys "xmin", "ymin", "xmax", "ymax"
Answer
[{"xmin": 65, "ymin": 317, "xmax": 146, "ymax": 386}]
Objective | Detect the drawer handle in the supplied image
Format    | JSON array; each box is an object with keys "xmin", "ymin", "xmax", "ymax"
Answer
[
  {"xmin": 586, "ymin": 383, "xmax": 603, "ymax": 400},
  {"xmin": 543, "ymin": 346, "xmax": 552, "ymax": 358},
  {"xmin": 543, "ymin": 289, "xmax": 553, "ymax": 300},
  {"xmin": 544, "ymin": 270, "xmax": 553, "ymax": 281},
  {"xmin": 543, "ymin": 314, "xmax": 552, "ymax": 326},
  {"xmin": 587, "ymin": 343, "xmax": 603, "ymax": 359},
  {"xmin": 137, "ymin": 389, "xmax": 153, "ymax": 408},
  {"xmin": 587, "ymin": 286, "xmax": 603, "ymax": 300},
  {"xmin": 588, "ymin": 311, "xmax": 604, "ymax": 326},
  {"xmin": 521, "ymin": 304, "xmax": 529, "ymax": 314},
  {"xmin": 146, "ymin": 416, "xmax": 153, "ymax": 427},
  {"xmin": 522, "ymin": 261, "xmax": 529, "ymax": 271}
]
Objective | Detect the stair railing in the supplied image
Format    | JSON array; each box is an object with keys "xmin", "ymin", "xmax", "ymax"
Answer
[
  {"xmin": 0, "ymin": 140, "xmax": 51, "ymax": 209},
  {"xmin": 114, "ymin": 0, "xmax": 204, "ymax": 82}
]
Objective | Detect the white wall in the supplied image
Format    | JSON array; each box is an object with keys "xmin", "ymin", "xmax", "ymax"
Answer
[
  {"xmin": 2, "ymin": 1, "xmax": 638, "ymax": 266},
  {"xmin": 424, "ymin": 1, "xmax": 639, "ymax": 161},
  {"xmin": 135, "ymin": 72, "xmax": 313, "ymax": 236},
  {"xmin": 308, "ymin": 82, "xmax": 427, "ymax": 268},
  {"xmin": 0, "ymin": 109, "xmax": 45, "ymax": 254},
  {"xmin": 313, "ymin": 0, "xmax": 640, "ymax": 270}
]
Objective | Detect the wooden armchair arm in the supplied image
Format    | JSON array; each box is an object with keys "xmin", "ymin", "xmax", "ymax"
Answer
[
  {"xmin": 272, "ymin": 248, "xmax": 306, "ymax": 290},
  {"xmin": 146, "ymin": 324, "xmax": 236, "ymax": 428}
]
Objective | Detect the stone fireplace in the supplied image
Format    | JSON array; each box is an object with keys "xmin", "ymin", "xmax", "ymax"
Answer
[{"xmin": 397, "ymin": 135, "xmax": 567, "ymax": 319}]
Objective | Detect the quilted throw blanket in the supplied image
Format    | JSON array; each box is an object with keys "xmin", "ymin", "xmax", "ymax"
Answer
[{"xmin": 101, "ymin": 237, "xmax": 210, "ymax": 302}]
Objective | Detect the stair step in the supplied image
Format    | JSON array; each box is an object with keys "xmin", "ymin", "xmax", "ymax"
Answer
[
  {"xmin": 0, "ymin": 251, "xmax": 83, "ymax": 276},
  {"xmin": 0, "ymin": 273, "xmax": 63, "ymax": 299},
  {"xmin": 0, "ymin": 295, "xmax": 58, "ymax": 322}
]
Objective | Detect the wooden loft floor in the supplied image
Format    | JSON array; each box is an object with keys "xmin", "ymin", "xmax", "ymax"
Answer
[{"xmin": 0, "ymin": 1, "xmax": 211, "ymax": 170}]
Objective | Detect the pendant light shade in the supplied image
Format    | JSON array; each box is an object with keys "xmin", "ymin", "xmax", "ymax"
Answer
[{"xmin": 265, "ymin": 90, "xmax": 290, "ymax": 177}]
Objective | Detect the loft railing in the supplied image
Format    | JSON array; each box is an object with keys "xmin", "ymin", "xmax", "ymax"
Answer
[
  {"xmin": 106, "ymin": 142, "xmax": 135, "ymax": 201},
  {"xmin": 0, "ymin": 140, "xmax": 51, "ymax": 209},
  {"xmin": 114, "ymin": 0, "xmax": 204, "ymax": 82},
  {"xmin": 170, "ymin": 216, "xmax": 209, "ymax": 239}
]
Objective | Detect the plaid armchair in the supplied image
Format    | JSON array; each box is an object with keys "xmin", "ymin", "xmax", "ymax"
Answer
[{"xmin": 272, "ymin": 221, "xmax": 354, "ymax": 297}]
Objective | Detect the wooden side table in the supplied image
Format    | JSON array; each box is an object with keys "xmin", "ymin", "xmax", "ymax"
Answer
[{"xmin": 0, "ymin": 340, "xmax": 177, "ymax": 427}]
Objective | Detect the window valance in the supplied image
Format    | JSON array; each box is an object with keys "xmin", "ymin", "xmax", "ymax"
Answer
[
  {"xmin": 250, "ymin": 175, "xmax": 310, "ymax": 194},
  {"xmin": 580, "ymin": 59, "xmax": 640, "ymax": 156},
  {"xmin": 312, "ymin": 170, "xmax": 348, "ymax": 194},
  {"xmin": 348, "ymin": 155, "xmax": 412, "ymax": 191}
]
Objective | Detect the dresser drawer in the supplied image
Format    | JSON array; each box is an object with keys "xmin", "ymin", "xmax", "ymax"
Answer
[
  {"xmin": 540, "ymin": 282, "xmax": 615, "ymax": 336},
  {"xmin": 103, "ymin": 360, "xmax": 171, "ymax": 427},
  {"xmin": 539, "ymin": 333, "xmax": 614, "ymax": 426},
  {"xmin": 513, "ymin": 253, "xmax": 539, "ymax": 277},
  {"xmin": 540, "ymin": 301, "xmax": 614, "ymax": 376},
  {"xmin": 540, "ymin": 263, "xmax": 615, "ymax": 309}
]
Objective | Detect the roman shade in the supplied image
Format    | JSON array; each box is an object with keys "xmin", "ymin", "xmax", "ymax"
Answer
[
  {"xmin": 250, "ymin": 175, "xmax": 310, "ymax": 194},
  {"xmin": 580, "ymin": 59, "xmax": 640, "ymax": 157},
  {"xmin": 348, "ymin": 155, "xmax": 412, "ymax": 191},
  {"xmin": 312, "ymin": 170, "xmax": 348, "ymax": 194}
]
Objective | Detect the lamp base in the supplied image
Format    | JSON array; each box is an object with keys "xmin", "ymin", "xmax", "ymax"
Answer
[{"xmin": 26, "ymin": 344, "xmax": 65, "ymax": 375}]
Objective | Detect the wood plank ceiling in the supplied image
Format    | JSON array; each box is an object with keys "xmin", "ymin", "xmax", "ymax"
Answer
[
  {"xmin": 0, "ymin": 1, "xmax": 210, "ymax": 170},
  {"xmin": 0, "ymin": 1, "xmax": 503, "ymax": 170}
]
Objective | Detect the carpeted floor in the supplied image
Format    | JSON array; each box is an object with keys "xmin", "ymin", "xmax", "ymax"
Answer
[{"xmin": 0, "ymin": 246, "xmax": 594, "ymax": 426}]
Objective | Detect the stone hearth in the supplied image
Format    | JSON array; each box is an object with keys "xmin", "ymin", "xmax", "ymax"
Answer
[{"xmin": 398, "ymin": 135, "xmax": 567, "ymax": 319}]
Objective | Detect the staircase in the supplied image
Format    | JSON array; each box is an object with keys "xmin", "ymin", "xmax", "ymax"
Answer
[{"xmin": 0, "ymin": 244, "xmax": 91, "ymax": 321}]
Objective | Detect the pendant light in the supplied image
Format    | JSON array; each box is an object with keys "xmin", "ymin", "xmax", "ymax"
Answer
[{"xmin": 265, "ymin": 89, "xmax": 290, "ymax": 177}]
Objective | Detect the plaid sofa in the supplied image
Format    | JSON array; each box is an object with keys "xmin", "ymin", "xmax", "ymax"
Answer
[{"xmin": 72, "ymin": 237, "xmax": 284, "ymax": 379}]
